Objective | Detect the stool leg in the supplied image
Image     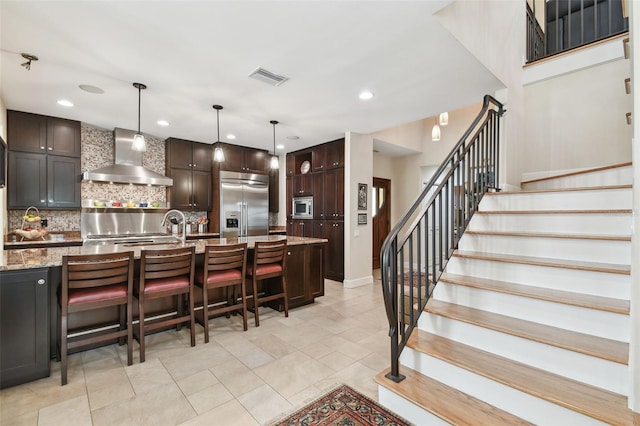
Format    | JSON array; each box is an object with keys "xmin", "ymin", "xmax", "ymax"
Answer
[
  {"xmin": 139, "ymin": 295, "xmax": 146, "ymax": 363},
  {"xmin": 176, "ymin": 294, "xmax": 183, "ymax": 332},
  {"xmin": 252, "ymin": 276, "xmax": 260, "ymax": 327},
  {"xmin": 240, "ymin": 280, "xmax": 248, "ymax": 331},
  {"xmin": 60, "ymin": 308, "xmax": 68, "ymax": 386},
  {"xmin": 282, "ymin": 275, "xmax": 289, "ymax": 318},
  {"xmin": 188, "ymin": 287, "xmax": 195, "ymax": 347},
  {"xmin": 118, "ymin": 305, "xmax": 126, "ymax": 346},
  {"xmin": 202, "ymin": 282, "xmax": 209, "ymax": 344}
]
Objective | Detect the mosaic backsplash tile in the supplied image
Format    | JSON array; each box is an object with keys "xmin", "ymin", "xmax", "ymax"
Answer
[{"xmin": 9, "ymin": 209, "xmax": 80, "ymax": 232}]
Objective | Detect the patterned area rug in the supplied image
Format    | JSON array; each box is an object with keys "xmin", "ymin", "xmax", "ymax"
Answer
[{"xmin": 272, "ymin": 384, "xmax": 410, "ymax": 426}]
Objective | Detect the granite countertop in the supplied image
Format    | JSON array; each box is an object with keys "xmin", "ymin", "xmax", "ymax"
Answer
[
  {"xmin": 1, "ymin": 235, "xmax": 327, "ymax": 271},
  {"xmin": 4, "ymin": 231, "xmax": 83, "ymax": 247}
]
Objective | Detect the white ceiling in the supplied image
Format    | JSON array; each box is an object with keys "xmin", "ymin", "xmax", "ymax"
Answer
[{"xmin": 0, "ymin": 1, "xmax": 503, "ymax": 156}]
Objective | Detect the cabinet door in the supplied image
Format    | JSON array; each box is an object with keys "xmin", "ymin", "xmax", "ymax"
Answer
[
  {"xmin": 286, "ymin": 154, "xmax": 295, "ymax": 176},
  {"xmin": 326, "ymin": 138, "xmax": 345, "ymax": 169},
  {"xmin": 312, "ymin": 144, "xmax": 326, "ymax": 172},
  {"xmin": 7, "ymin": 111, "xmax": 47, "ymax": 154},
  {"xmin": 324, "ymin": 221, "xmax": 344, "ymax": 281},
  {"xmin": 169, "ymin": 168, "xmax": 193, "ymax": 209},
  {"xmin": 269, "ymin": 168, "xmax": 279, "ymax": 213},
  {"xmin": 312, "ymin": 173, "xmax": 324, "ymax": 219},
  {"xmin": 220, "ymin": 144, "xmax": 244, "ymax": 172},
  {"xmin": 287, "ymin": 217, "xmax": 295, "ymax": 236},
  {"xmin": 192, "ymin": 170, "xmax": 212, "ymax": 210},
  {"xmin": 293, "ymin": 174, "xmax": 312, "ymax": 195},
  {"xmin": 308, "ymin": 244, "xmax": 324, "ymax": 298},
  {"xmin": 286, "ymin": 177, "xmax": 292, "ymax": 217},
  {"xmin": 313, "ymin": 220, "xmax": 324, "ymax": 238},
  {"xmin": 46, "ymin": 117, "xmax": 81, "ymax": 157},
  {"xmin": 285, "ymin": 245, "xmax": 306, "ymax": 307},
  {"xmin": 168, "ymin": 138, "xmax": 194, "ymax": 169},
  {"xmin": 8, "ymin": 151, "xmax": 47, "ymax": 208},
  {"xmin": 191, "ymin": 142, "xmax": 211, "ymax": 172},
  {"xmin": 47, "ymin": 156, "xmax": 81, "ymax": 208},
  {"xmin": 324, "ymin": 168, "xmax": 344, "ymax": 219},
  {"xmin": 0, "ymin": 269, "xmax": 49, "ymax": 389},
  {"xmin": 244, "ymin": 148, "xmax": 267, "ymax": 173}
]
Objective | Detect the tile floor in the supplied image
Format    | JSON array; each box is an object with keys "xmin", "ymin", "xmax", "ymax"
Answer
[{"xmin": 0, "ymin": 274, "xmax": 391, "ymax": 425}]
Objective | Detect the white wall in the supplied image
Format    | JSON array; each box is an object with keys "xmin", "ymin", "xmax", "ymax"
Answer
[
  {"xmin": 523, "ymin": 59, "xmax": 632, "ymax": 174},
  {"xmin": 1, "ymin": 95, "xmax": 6, "ymax": 247},
  {"xmin": 344, "ymin": 132, "xmax": 373, "ymax": 288}
]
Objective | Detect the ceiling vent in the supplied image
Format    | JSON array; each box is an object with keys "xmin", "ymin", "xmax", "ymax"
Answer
[{"xmin": 249, "ymin": 67, "xmax": 289, "ymax": 86}]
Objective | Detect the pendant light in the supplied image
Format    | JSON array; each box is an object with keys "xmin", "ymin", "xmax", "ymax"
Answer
[
  {"xmin": 270, "ymin": 120, "xmax": 279, "ymax": 169},
  {"xmin": 439, "ymin": 111, "xmax": 449, "ymax": 126},
  {"xmin": 212, "ymin": 105, "xmax": 225, "ymax": 162},
  {"xmin": 132, "ymin": 83, "xmax": 147, "ymax": 152},
  {"xmin": 431, "ymin": 117, "xmax": 441, "ymax": 141}
]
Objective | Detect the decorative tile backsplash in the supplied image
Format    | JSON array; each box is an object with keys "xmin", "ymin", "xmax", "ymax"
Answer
[{"xmin": 8, "ymin": 209, "xmax": 80, "ymax": 232}]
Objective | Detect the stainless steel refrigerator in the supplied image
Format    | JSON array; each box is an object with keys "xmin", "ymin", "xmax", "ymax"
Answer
[{"xmin": 220, "ymin": 171, "xmax": 269, "ymax": 237}]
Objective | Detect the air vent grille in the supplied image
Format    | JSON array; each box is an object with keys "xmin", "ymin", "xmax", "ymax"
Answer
[{"xmin": 249, "ymin": 67, "xmax": 289, "ymax": 86}]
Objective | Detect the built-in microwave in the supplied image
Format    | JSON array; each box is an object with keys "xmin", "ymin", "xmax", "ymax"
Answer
[{"xmin": 292, "ymin": 196, "xmax": 313, "ymax": 219}]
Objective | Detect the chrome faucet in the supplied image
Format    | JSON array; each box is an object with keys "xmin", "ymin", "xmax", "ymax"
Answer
[{"xmin": 161, "ymin": 209, "xmax": 186, "ymax": 244}]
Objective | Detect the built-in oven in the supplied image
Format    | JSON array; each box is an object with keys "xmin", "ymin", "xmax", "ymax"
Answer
[{"xmin": 292, "ymin": 196, "xmax": 313, "ymax": 219}]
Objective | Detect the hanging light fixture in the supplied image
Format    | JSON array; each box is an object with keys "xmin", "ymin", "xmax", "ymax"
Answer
[
  {"xmin": 132, "ymin": 83, "xmax": 147, "ymax": 152},
  {"xmin": 439, "ymin": 112, "xmax": 449, "ymax": 126},
  {"xmin": 212, "ymin": 105, "xmax": 225, "ymax": 162},
  {"xmin": 270, "ymin": 120, "xmax": 280, "ymax": 169},
  {"xmin": 431, "ymin": 117, "xmax": 441, "ymax": 141}
]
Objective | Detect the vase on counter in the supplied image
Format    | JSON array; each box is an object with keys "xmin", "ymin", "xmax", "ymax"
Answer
[{"xmin": 198, "ymin": 223, "xmax": 207, "ymax": 233}]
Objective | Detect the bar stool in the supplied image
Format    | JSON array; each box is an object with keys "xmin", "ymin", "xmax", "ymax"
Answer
[
  {"xmin": 59, "ymin": 252, "xmax": 134, "ymax": 386},
  {"xmin": 134, "ymin": 246, "xmax": 195, "ymax": 363},
  {"xmin": 246, "ymin": 240, "xmax": 288, "ymax": 327},
  {"xmin": 195, "ymin": 243, "xmax": 248, "ymax": 341}
]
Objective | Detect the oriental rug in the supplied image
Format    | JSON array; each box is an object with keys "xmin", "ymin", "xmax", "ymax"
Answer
[{"xmin": 272, "ymin": 384, "xmax": 410, "ymax": 426}]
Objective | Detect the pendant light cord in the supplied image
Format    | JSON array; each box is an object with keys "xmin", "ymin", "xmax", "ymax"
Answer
[
  {"xmin": 137, "ymin": 86, "xmax": 141, "ymax": 133},
  {"xmin": 216, "ymin": 108, "xmax": 220, "ymax": 142}
]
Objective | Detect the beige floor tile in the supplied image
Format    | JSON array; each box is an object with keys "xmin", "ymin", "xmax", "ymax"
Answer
[
  {"xmin": 216, "ymin": 367, "xmax": 265, "ymax": 398},
  {"xmin": 176, "ymin": 370, "xmax": 219, "ymax": 396},
  {"xmin": 284, "ymin": 384, "xmax": 324, "ymax": 408},
  {"xmin": 237, "ymin": 384, "xmax": 292, "ymax": 425},
  {"xmin": 358, "ymin": 351, "xmax": 391, "ymax": 373},
  {"xmin": 186, "ymin": 382, "xmax": 234, "ymax": 415},
  {"xmin": 124, "ymin": 357, "xmax": 174, "ymax": 395},
  {"xmin": 91, "ymin": 382, "xmax": 196, "ymax": 426},
  {"xmin": 247, "ymin": 333, "xmax": 296, "ymax": 359},
  {"xmin": 0, "ymin": 409, "xmax": 38, "ymax": 425},
  {"xmin": 177, "ymin": 399, "xmax": 259, "ymax": 426},
  {"xmin": 85, "ymin": 367, "xmax": 134, "ymax": 411},
  {"xmin": 323, "ymin": 335, "xmax": 373, "ymax": 360},
  {"xmin": 160, "ymin": 343, "xmax": 235, "ymax": 381},
  {"xmin": 38, "ymin": 395, "xmax": 92, "ymax": 426},
  {"xmin": 253, "ymin": 352, "xmax": 333, "ymax": 399},
  {"xmin": 317, "ymin": 351, "xmax": 357, "ymax": 372},
  {"xmin": 298, "ymin": 341, "xmax": 334, "ymax": 360}
]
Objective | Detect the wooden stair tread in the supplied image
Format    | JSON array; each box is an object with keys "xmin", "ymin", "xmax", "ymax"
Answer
[
  {"xmin": 424, "ymin": 300, "xmax": 628, "ymax": 364},
  {"xmin": 408, "ymin": 330, "xmax": 635, "ymax": 425},
  {"xmin": 476, "ymin": 209, "xmax": 632, "ymax": 215},
  {"xmin": 521, "ymin": 162, "xmax": 632, "ymax": 185},
  {"xmin": 375, "ymin": 368, "xmax": 533, "ymax": 425},
  {"xmin": 440, "ymin": 273, "xmax": 630, "ymax": 315},
  {"xmin": 485, "ymin": 184, "xmax": 631, "ymax": 195},
  {"xmin": 454, "ymin": 250, "xmax": 631, "ymax": 275},
  {"xmin": 465, "ymin": 230, "xmax": 630, "ymax": 241}
]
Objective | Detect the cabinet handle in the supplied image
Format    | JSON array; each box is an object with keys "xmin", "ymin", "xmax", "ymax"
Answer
[
  {"xmin": 48, "ymin": 147, "xmax": 53, "ymax": 151},
  {"xmin": 40, "ymin": 146, "xmax": 45, "ymax": 150},
  {"xmin": 193, "ymin": 164, "xmax": 196, "ymax": 168},
  {"xmin": 49, "ymin": 200, "xmax": 53, "ymax": 203},
  {"xmin": 287, "ymin": 251, "xmax": 291, "ymax": 255},
  {"xmin": 37, "ymin": 279, "xmax": 46, "ymax": 285},
  {"xmin": 40, "ymin": 199, "xmax": 45, "ymax": 203}
]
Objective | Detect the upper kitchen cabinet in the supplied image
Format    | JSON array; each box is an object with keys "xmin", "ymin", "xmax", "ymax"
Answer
[
  {"xmin": 8, "ymin": 110, "xmax": 81, "ymax": 158},
  {"xmin": 269, "ymin": 168, "xmax": 279, "ymax": 213},
  {"xmin": 325, "ymin": 138, "xmax": 344, "ymax": 169},
  {"xmin": 286, "ymin": 153, "xmax": 295, "ymax": 176},
  {"xmin": 311, "ymin": 144, "xmax": 326, "ymax": 172},
  {"xmin": 166, "ymin": 138, "xmax": 211, "ymax": 171},
  {"xmin": 8, "ymin": 152, "xmax": 80, "ymax": 209},
  {"xmin": 220, "ymin": 143, "xmax": 268, "ymax": 174}
]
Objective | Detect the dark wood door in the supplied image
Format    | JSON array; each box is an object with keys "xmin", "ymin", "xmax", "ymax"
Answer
[
  {"xmin": 7, "ymin": 111, "xmax": 47, "ymax": 154},
  {"xmin": 308, "ymin": 244, "xmax": 324, "ymax": 298},
  {"xmin": 324, "ymin": 221, "xmax": 344, "ymax": 281},
  {"xmin": 0, "ymin": 268, "xmax": 50, "ymax": 389},
  {"xmin": 244, "ymin": 148, "xmax": 267, "ymax": 173},
  {"xmin": 312, "ymin": 173, "xmax": 324, "ymax": 219},
  {"xmin": 191, "ymin": 142, "xmax": 211, "ymax": 171},
  {"xmin": 285, "ymin": 245, "xmax": 306, "ymax": 307},
  {"xmin": 192, "ymin": 170, "xmax": 212, "ymax": 210},
  {"xmin": 8, "ymin": 151, "xmax": 47, "ymax": 208},
  {"xmin": 286, "ymin": 177, "xmax": 292, "ymax": 217},
  {"xmin": 311, "ymin": 144, "xmax": 326, "ymax": 172},
  {"xmin": 220, "ymin": 144, "xmax": 244, "ymax": 172},
  {"xmin": 293, "ymin": 174, "xmax": 312, "ymax": 195},
  {"xmin": 324, "ymin": 168, "xmax": 344, "ymax": 219},
  {"xmin": 286, "ymin": 154, "xmax": 295, "ymax": 176},
  {"xmin": 372, "ymin": 177, "xmax": 391, "ymax": 269},
  {"xmin": 167, "ymin": 138, "xmax": 194, "ymax": 169},
  {"xmin": 169, "ymin": 168, "xmax": 193, "ymax": 209},
  {"xmin": 269, "ymin": 168, "xmax": 279, "ymax": 213},
  {"xmin": 326, "ymin": 138, "xmax": 344, "ymax": 168},
  {"xmin": 47, "ymin": 156, "xmax": 81, "ymax": 208},
  {"xmin": 46, "ymin": 117, "xmax": 81, "ymax": 157}
]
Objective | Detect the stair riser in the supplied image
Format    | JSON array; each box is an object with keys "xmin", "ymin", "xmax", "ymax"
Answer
[
  {"xmin": 378, "ymin": 386, "xmax": 450, "ymax": 426},
  {"xmin": 522, "ymin": 167, "xmax": 633, "ymax": 191},
  {"xmin": 480, "ymin": 188, "xmax": 631, "ymax": 211},
  {"xmin": 431, "ymin": 283, "xmax": 629, "ymax": 342},
  {"xmin": 446, "ymin": 256, "xmax": 630, "ymax": 299},
  {"xmin": 468, "ymin": 213, "xmax": 632, "ymax": 236},
  {"xmin": 417, "ymin": 313, "xmax": 629, "ymax": 395},
  {"xmin": 400, "ymin": 348, "xmax": 608, "ymax": 425},
  {"xmin": 457, "ymin": 234, "xmax": 630, "ymax": 264}
]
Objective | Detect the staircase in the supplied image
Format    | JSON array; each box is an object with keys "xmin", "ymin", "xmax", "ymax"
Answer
[{"xmin": 376, "ymin": 163, "xmax": 638, "ymax": 425}]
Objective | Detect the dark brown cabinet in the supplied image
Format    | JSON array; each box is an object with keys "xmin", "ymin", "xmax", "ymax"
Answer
[
  {"xmin": 324, "ymin": 221, "xmax": 345, "ymax": 281},
  {"xmin": 326, "ymin": 138, "xmax": 345, "ymax": 169},
  {"xmin": 0, "ymin": 268, "xmax": 50, "ymax": 389},
  {"xmin": 312, "ymin": 173, "xmax": 325, "ymax": 219},
  {"xmin": 324, "ymin": 168, "xmax": 344, "ymax": 219},
  {"xmin": 269, "ymin": 168, "xmax": 279, "ymax": 213},
  {"xmin": 288, "ymin": 219, "xmax": 314, "ymax": 237},
  {"xmin": 8, "ymin": 152, "xmax": 80, "ymax": 209},
  {"xmin": 220, "ymin": 143, "xmax": 268, "ymax": 173},
  {"xmin": 284, "ymin": 244, "xmax": 324, "ymax": 308},
  {"xmin": 286, "ymin": 177, "xmax": 292, "ymax": 217},
  {"xmin": 166, "ymin": 138, "xmax": 212, "ymax": 210},
  {"xmin": 8, "ymin": 111, "xmax": 81, "ymax": 158},
  {"xmin": 286, "ymin": 154, "xmax": 296, "ymax": 176},
  {"xmin": 312, "ymin": 145, "xmax": 326, "ymax": 172},
  {"xmin": 293, "ymin": 173, "xmax": 313, "ymax": 195}
]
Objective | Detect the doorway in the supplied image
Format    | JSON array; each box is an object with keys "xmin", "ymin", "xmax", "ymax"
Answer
[{"xmin": 372, "ymin": 177, "xmax": 391, "ymax": 269}]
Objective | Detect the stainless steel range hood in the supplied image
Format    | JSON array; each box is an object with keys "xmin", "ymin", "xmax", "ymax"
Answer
[{"xmin": 82, "ymin": 128, "xmax": 173, "ymax": 186}]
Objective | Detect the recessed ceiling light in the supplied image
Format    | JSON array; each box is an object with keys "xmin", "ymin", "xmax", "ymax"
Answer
[
  {"xmin": 276, "ymin": 144, "xmax": 284, "ymax": 150},
  {"xmin": 157, "ymin": 120, "xmax": 170, "ymax": 126},
  {"xmin": 359, "ymin": 90, "xmax": 374, "ymax": 100},
  {"xmin": 57, "ymin": 99, "xmax": 74, "ymax": 107},
  {"xmin": 286, "ymin": 135, "xmax": 299, "ymax": 140},
  {"xmin": 226, "ymin": 134, "xmax": 236, "ymax": 140},
  {"xmin": 79, "ymin": 84, "xmax": 104, "ymax": 94}
]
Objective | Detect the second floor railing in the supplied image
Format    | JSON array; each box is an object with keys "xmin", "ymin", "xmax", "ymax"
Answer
[{"xmin": 380, "ymin": 95, "xmax": 504, "ymax": 382}]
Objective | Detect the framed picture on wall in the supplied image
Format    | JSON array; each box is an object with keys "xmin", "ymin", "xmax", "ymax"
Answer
[
  {"xmin": 358, "ymin": 183, "xmax": 367, "ymax": 210},
  {"xmin": 358, "ymin": 213, "xmax": 367, "ymax": 225}
]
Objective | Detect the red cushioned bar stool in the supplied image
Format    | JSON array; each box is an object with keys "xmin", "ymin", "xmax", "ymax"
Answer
[
  {"xmin": 134, "ymin": 246, "xmax": 195, "ymax": 362},
  {"xmin": 58, "ymin": 252, "xmax": 134, "ymax": 385},
  {"xmin": 195, "ymin": 243, "xmax": 248, "ymax": 341},
  {"xmin": 246, "ymin": 239, "xmax": 288, "ymax": 327}
]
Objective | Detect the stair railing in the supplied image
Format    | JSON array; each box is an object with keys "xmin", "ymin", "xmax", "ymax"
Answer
[{"xmin": 380, "ymin": 95, "xmax": 504, "ymax": 382}]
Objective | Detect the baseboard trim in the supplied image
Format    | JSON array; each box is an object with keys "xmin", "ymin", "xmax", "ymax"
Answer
[{"xmin": 343, "ymin": 275, "xmax": 374, "ymax": 288}]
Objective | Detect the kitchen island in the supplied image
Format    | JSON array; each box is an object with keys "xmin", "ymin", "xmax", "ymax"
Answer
[{"xmin": 0, "ymin": 235, "xmax": 326, "ymax": 388}]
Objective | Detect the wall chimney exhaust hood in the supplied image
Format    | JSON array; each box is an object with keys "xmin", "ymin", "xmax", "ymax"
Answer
[{"xmin": 82, "ymin": 128, "xmax": 173, "ymax": 186}]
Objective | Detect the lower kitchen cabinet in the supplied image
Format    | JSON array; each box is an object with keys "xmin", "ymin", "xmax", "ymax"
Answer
[
  {"xmin": 0, "ymin": 268, "xmax": 50, "ymax": 389},
  {"xmin": 324, "ymin": 221, "xmax": 344, "ymax": 282},
  {"xmin": 284, "ymin": 243, "xmax": 325, "ymax": 308}
]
